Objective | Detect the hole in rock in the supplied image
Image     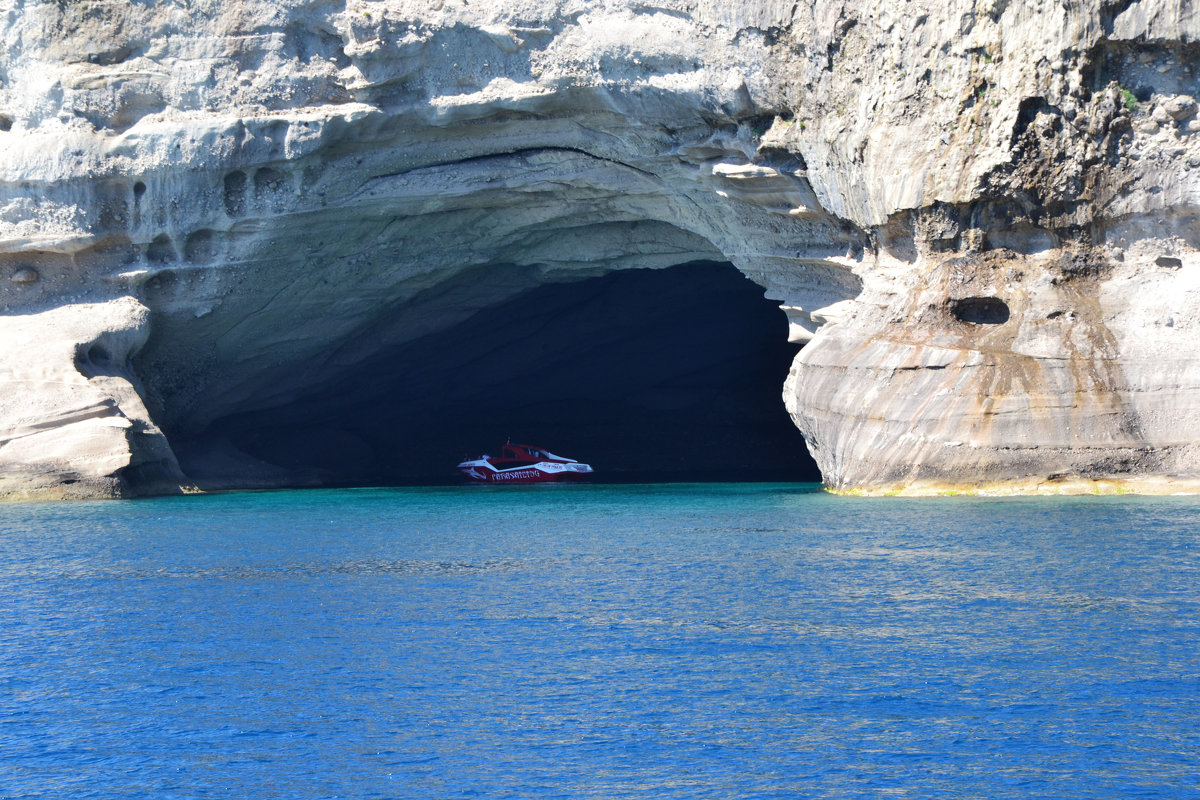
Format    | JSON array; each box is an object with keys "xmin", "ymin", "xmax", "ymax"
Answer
[
  {"xmin": 147, "ymin": 234, "xmax": 176, "ymax": 264},
  {"xmin": 184, "ymin": 230, "xmax": 215, "ymax": 263},
  {"xmin": 87, "ymin": 345, "xmax": 112, "ymax": 366},
  {"xmin": 174, "ymin": 262, "xmax": 822, "ymax": 487},
  {"xmin": 950, "ymin": 296, "xmax": 1010, "ymax": 325},
  {"xmin": 75, "ymin": 342, "xmax": 116, "ymax": 378},
  {"xmin": 253, "ymin": 167, "xmax": 287, "ymax": 198},
  {"xmin": 223, "ymin": 171, "xmax": 247, "ymax": 217}
]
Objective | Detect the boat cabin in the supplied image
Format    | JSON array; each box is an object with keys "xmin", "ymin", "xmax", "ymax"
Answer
[{"xmin": 493, "ymin": 443, "xmax": 567, "ymax": 466}]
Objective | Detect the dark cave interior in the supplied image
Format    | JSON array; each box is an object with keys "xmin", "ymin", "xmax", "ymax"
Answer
[{"xmin": 174, "ymin": 262, "xmax": 822, "ymax": 487}]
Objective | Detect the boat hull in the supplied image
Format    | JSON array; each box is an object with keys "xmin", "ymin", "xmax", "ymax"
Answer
[{"xmin": 456, "ymin": 459, "xmax": 593, "ymax": 483}]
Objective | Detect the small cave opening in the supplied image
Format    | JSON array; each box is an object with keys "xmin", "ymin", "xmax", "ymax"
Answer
[
  {"xmin": 173, "ymin": 262, "xmax": 822, "ymax": 488},
  {"xmin": 75, "ymin": 342, "xmax": 115, "ymax": 378},
  {"xmin": 88, "ymin": 344, "xmax": 112, "ymax": 367},
  {"xmin": 950, "ymin": 296, "xmax": 1010, "ymax": 325}
]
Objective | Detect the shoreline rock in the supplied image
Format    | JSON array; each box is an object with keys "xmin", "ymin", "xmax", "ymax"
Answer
[{"xmin": 3, "ymin": 1, "xmax": 1200, "ymax": 499}]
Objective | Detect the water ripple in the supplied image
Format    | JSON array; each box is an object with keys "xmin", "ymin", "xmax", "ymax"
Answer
[{"xmin": 1, "ymin": 486, "xmax": 1198, "ymax": 799}]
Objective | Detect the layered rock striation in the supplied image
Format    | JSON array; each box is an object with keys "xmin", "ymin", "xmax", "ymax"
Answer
[{"xmin": 2, "ymin": 0, "xmax": 1199, "ymax": 497}]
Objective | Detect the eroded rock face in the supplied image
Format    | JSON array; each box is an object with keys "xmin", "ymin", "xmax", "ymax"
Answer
[
  {"xmin": 0, "ymin": 297, "xmax": 187, "ymax": 499},
  {"xmin": 2, "ymin": 0, "xmax": 1199, "ymax": 497}
]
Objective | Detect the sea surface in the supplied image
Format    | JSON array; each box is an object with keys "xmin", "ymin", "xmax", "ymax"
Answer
[{"xmin": 1, "ymin": 483, "xmax": 1198, "ymax": 799}]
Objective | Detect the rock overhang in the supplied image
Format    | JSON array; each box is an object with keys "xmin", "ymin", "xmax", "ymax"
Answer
[{"xmin": 3, "ymin": 0, "xmax": 1200, "ymax": 497}]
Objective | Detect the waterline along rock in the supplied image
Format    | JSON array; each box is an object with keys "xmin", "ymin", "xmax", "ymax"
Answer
[{"xmin": 3, "ymin": 0, "xmax": 1200, "ymax": 498}]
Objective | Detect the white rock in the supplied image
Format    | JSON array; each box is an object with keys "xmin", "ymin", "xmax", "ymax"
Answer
[
  {"xmin": 1163, "ymin": 95, "xmax": 1198, "ymax": 120},
  {"xmin": 2, "ymin": 0, "xmax": 1200, "ymax": 498}
]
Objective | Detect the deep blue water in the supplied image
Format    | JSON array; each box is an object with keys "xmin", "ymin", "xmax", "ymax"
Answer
[{"xmin": 1, "ymin": 483, "xmax": 1198, "ymax": 799}]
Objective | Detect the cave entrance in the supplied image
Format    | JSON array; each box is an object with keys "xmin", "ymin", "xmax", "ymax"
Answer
[{"xmin": 177, "ymin": 261, "xmax": 821, "ymax": 487}]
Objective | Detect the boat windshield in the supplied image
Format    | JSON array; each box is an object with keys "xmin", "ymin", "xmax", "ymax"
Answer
[{"xmin": 505, "ymin": 445, "xmax": 550, "ymax": 460}]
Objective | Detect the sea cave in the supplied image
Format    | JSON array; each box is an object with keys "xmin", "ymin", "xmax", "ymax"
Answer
[{"xmin": 163, "ymin": 261, "xmax": 821, "ymax": 489}]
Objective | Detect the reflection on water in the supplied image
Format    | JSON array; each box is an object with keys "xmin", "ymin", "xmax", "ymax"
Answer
[{"xmin": 1, "ymin": 485, "xmax": 1198, "ymax": 799}]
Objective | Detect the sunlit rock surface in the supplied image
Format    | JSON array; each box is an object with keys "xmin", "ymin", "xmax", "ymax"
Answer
[{"xmin": 2, "ymin": 0, "xmax": 1200, "ymax": 497}]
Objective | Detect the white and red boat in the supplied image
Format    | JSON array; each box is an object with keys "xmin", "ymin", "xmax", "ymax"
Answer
[{"xmin": 456, "ymin": 442, "xmax": 594, "ymax": 483}]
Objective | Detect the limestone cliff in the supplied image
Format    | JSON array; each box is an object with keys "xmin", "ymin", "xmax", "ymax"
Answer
[{"xmin": 1, "ymin": 0, "xmax": 1199, "ymax": 497}]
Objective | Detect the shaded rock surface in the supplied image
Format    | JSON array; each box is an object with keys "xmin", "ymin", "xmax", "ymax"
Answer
[
  {"xmin": 176, "ymin": 263, "xmax": 818, "ymax": 488},
  {"xmin": 2, "ymin": 0, "xmax": 1200, "ymax": 497}
]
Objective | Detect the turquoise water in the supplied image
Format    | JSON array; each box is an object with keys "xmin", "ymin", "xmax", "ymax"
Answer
[{"xmin": 1, "ymin": 483, "xmax": 1198, "ymax": 799}]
